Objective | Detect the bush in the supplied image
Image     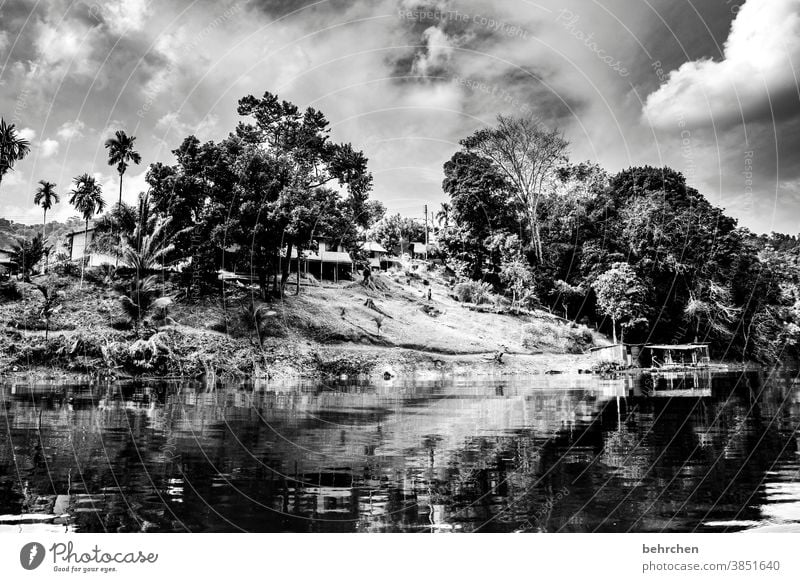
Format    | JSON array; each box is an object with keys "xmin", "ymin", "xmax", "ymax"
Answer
[
  {"xmin": 51, "ymin": 254, "xmax": 82, "ymax": 277},
  {"xmin": 522, "ymin": 319, "xmax": 596, "ymax": 354},
  {"xmin": 0, "ymin": 281, "xmax": 21, "ymax": 301},
  {"xmin": 110, "ymin": 317, "xmax": 133, "ymax": 331},
  {"xmin": 453, "ymin": 280, "xmax": 494, "ymax": 304}
]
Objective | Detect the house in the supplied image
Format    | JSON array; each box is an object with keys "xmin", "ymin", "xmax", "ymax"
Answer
[
  {"xmin": 361, "ymin": 241, "xmax": 387, "ymax": 270},
  {"xmin": 0, "ymin": 247, "xmax": 17, "ymax": 277},
  {"xmin": 289, "ymin": 239, "xmax": 353, "ymax": 282},
  {"xmin": 64, "ymin": 224, "xmax": 116, "ymax": 267},
  {"xmin": 410, "ymin": 241, "xmax": 427, "ymax": 259},
  {"xmin": 644, "ymin": 344, "xmax": 711, "ymax": 369},
  {"xmin": 590, "ymin": 342, "xmax": 712, "ymax": 370},
  {"xmin": 360, "ymin": 241, "xmax": 402, "ymax": 270}
]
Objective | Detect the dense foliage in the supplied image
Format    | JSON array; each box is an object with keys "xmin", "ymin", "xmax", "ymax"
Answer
[{"xmin": 437, "ymin": 116, "xmax": 800, "ymax": 363}]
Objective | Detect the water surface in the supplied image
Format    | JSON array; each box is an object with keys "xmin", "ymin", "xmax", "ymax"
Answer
[{"xmin": 1, "ymin": 370, "xmax": 799, "ymax": 532}]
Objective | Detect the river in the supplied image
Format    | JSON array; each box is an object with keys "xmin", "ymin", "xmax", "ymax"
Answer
[{"xmin": 1, "ymin": 370, "xmax": 799, "ymax": 532}]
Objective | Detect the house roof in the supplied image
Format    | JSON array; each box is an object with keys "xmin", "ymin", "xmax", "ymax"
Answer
[
  {"xmin": 320, "ymin": 251, "xmax": 352, "ymax": 264},
  {"xmin": 65, "ymin": 223, "xmax": 98, "ymax": 238},
  {"xmin": 362, "ymin": 241, "xmax": 388, "ymax": 253},
  {"xmin": 289, "ymin": 248, "xmax": 352, "ymax": 263},
  {"xmin": 646, "ymin": 344, "xmax": 709, "ymax": 351}
]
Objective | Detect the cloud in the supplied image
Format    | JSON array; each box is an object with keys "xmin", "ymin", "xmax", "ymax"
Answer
[
  {"xmin": 57, "ymin": 120, "xmax": 86, "ymax": 140},
  {"xmin": 32, "ymin": 17, "xmax": 97, "ymax": 80},
  {"xmin": 643, "ymin": 0, "xmax": 800, "ymax": 128},
  {"xmin": 99, "ymin": 0, "xmax": 150, "ymax": 35},
  {"xmin": 411, "ymin": 26, "xmax": 455, "ymax": 78},
  {"xmin": 40, "ymin": 138, "xmax": 60, "ymax": 158},
  {"xmin": 18, "ymin": 127, "xmax": 36, "ymax": 142}
]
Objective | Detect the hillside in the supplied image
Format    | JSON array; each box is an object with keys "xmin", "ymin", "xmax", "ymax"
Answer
[
  {"xmin": 0, "ymin": 217, "xmax": 83, "ymax": 251},
  {"xmin": 0, "ymin": 266, "xmax": 609, "ymax": 381}
]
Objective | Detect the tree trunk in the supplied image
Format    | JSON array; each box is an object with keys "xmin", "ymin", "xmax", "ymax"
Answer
[
  {"xmin": 528, "ymin": 201, "xmax": 543, "ymax": 264},
  {"xmin": 80, "ymin": 219, "xmax": 88, "ymax": 290},
  {"xmin": 612, "ymin": 316, "xmax": 617, "ymax": 344},
  {"xmin": 42, "ymin": 208, "xmax": 48, "ymax": 273},
  {"xmin": 280, "ymin": 240, "xmax": 293, "ymax": 297},
  {"xmin": 258, "ymin": 268, "xmax": 268, "ymax": 301},
  {"xmin": 116, "ymin": 171, "xmax": 124, "ymax": 268}
]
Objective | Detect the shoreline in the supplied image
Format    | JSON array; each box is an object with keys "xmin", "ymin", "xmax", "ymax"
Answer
[{"xmin": 0, "ymin": 341, "xmax": 768, "ymax": 385}]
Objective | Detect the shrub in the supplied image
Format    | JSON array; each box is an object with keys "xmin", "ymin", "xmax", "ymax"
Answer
[
  {"xmin": 0, "ymin": 281, "xmax": 21, "ymax": 301},
  {"xmin": 110, "ymin": 317, "xmax": 133, "ymax": 331},
  {"xmin": 51, "ymin": 254, "xmax": 81, "ymax": 277},
  {"xmin": 453, "ymin": 280, "xmax": 493, "ymax": 304},
  {"xmin": 522, "ymin": 319, "xmax": 596, "ymax": 354}
]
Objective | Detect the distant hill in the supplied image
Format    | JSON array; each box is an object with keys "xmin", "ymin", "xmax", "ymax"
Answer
[{"xmin": 0, "ymin": 217, "xmax": 84, "ymax": 251}]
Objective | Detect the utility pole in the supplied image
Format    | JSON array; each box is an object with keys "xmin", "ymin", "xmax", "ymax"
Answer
[{"xmin": 424, "ymin": 204, "xmax": 428, "ymax": 261}]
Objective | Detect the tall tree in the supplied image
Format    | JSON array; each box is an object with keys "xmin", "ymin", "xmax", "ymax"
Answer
[
  {"xmin": 33, "ymin": 180, "xmax": 59, "ymax": 271},
  {"xmin": 461, "ymin": 115, "xmax": 568, "ymax": 262},
  {"xmin": 104, "ymin": 130, "xmax": 141, "ymax": 207},
  {"xmin": 236, "ymin": 91, "xmax": 372, "ymax": 295},
  {"xmin": 0, "ymin": 118, "xmax": 31, "ymax": 194},
  {"xmin": 69, "ymin": 174, "xmax": 105, "ymax": 289},
  {"xmin": 438, "ymin": 151, "xmax": 519, "ymax": 282}
]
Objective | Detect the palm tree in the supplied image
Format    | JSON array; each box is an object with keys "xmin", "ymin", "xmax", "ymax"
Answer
[
  {"xmin": 69, "ymin": 173, "xmax": 105, "ymax": 289},
  {"xmin": 120, "ymin": 215, "xmax": 175, "ymax": 333},
  {"xmin": 34, "ymin": 180, "xmax": 59, "ymax": 272},
  {"xmin": 35, "ymin": 284, "xmax": 61, "ymax": 341},
  {"xmin": 0, "ymin": 118, "xmax": 31, "ymax": 194},
  {"xmin": 104, "ymin": 130, "xmax": 141, "ymax": 207}
]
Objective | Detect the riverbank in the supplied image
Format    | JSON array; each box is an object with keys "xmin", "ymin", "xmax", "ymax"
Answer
[{"xmin": 0, "ymin": 268, "xmax": 607, "ymax": 383}]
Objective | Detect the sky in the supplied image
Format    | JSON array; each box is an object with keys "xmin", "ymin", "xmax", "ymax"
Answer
[{"xmin": 0, "ymin": 0, "xmax": 799, "ymax": 234}]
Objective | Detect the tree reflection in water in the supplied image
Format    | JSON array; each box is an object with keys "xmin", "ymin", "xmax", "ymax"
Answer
[{"xmin": 1, "ymin": 371, "xmax": 798, "ymax": 533}]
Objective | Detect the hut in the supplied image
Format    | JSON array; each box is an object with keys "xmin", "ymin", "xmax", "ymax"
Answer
[
  {"xmin": 589, "ymin": 344, "xmax": 643, "ymax": 368},
  {"xmin": 644, "ymin": 343, "xmax": 710, "ymax": 369}
]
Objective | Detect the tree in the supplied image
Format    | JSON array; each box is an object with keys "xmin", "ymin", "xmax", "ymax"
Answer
[
  {"xmin": 0, "ymin": 118, "xmax": 31, "ymax": 194},
  {"xmin": 90, "ymin": 200, "xmax": 137, "ymax": 261},
  {"xmin": 119, "ymin": 215, "xmax": 176, "ymax": 333},
  {"xmin": 438, "ymin": 151, "xmax": 520, "ymax": 282},
  {"xmin": 235, "ymin": 92, "xmax": 373, "ymax": 296},
  {"xmin": 35, "ymin": 284, "xmax": 61, "ymax": 341},
  {"xmin": 33, "ymin": 180, "xmax": 59, "ymax": 271},
  {"xmin": 461, "ymin": 115, "xmax": 568, "ymax": 262},
  {"xmin": 487, "ymin": 233, "xmax": 533, "ymax": 313},
  {"xmin": 69, "ymin": 174, "xmax": 105, "ymax": 289},
  {"xmin": 119, "ymin": 276, "xmax": 172, "ymax": 334},
  {"xmin": 105, "ymin": 130, "xmax": 141, "ymax": 207},
  {"xmin": 368, "ymin": 213, "xmax": 426, "ymax": 255},
  {"xmin": 592, "ymin": 262, "xmax": 648, "ymax": 343},
  {"xmin": 11, "ymin": 233, "xmax": 50, "ymax": 281}
]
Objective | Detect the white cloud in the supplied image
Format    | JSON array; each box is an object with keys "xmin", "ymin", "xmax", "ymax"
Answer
[
  {"xmin": 18, "ymin": 127, "xmax": 36, "ymax": 142},
  {"xmin": 57, "ymin": 120, "xmax": 86, "ymax": 140},
  {"xmin": 411, "ymin": 26, "xmax": 454, "ymax": 77},
  {"xmin": 33, "ymin": 18, "xmax": 96, "ymax": 79},
  {"xmin": 100, "ymin": 0, "xmax": 150, "ymax": 35},
  {"xmin": 643, "ymin": 0, "xmax": 800, "ymax": 128},
  {"xmin": 40, "ymin": 138, "xmax": 60, "ymax": 158},
  {"xmin": 155, "ymin": 112, "xmax": 219, "ymax": 142}
]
